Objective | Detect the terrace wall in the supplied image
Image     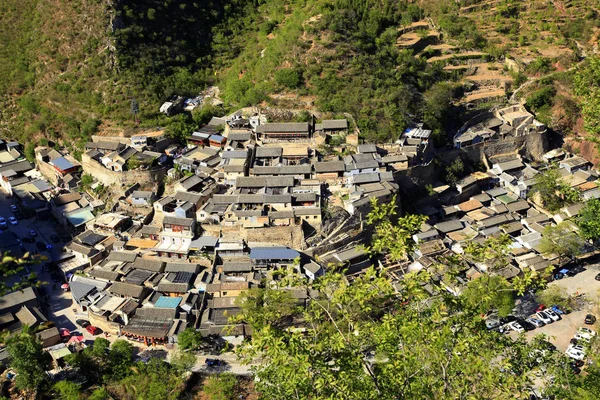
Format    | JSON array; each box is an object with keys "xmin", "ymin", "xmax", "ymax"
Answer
[{"xmin": 81, "ymin": 153, "xmax": 166, "ymax": 187}]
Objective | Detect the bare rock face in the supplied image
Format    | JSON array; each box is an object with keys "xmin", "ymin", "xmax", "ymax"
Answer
[{"xmin": 321, "ymin": 206, "xmax": 351, "ymax": 237}]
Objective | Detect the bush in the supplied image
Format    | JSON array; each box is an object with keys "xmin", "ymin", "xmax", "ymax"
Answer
[
  {"xmin": 526, "ymin": 85, "xmax": 556, "ymax": 110},
  {"xmin": 274, "ymin": 68, "xmax": 302, "ymax": 89},
  {"xmin": 203, "ymin": 373, "xmax": 237, "ymax": 400},
  {"xmin": 178, "ymin": 327, "xmax": 203, "ymax": 350}
]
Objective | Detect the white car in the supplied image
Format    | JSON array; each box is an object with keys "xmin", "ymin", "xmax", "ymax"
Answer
[
  {"xmin": 536, "ymin": 311, "xmax": 553, "ymax": 324},
  {"xmin": 9, "ymin": 205, "xmax": 18, "ymax": 213},
  {"xmin": 575, "ymin": 327, "xmax": 596, "ymax": 342},
  {"xmin": 566, "ymin": 344, "xmax": 586, "ymax": 361},
  {"xmin": 578, "ymin": 327, "xmax": 596, "ymax": 337},
  {"xmin": 544, "ymin": 309, "xmax": 561, "ymax": 322},
  {"xmin": 526, "ymin": 318, "xmax": 544, "ymax": 328},
  {"xmin": 509, "ymin": 321, "xmax": 525, "ymax": 333},
  {"xmin": 0, "ymin": 217, "xmax": 6, "ymax": 228},
  {"xmin": 574, "ymin": 333, "xmax": 592, "ymax": 343},
  {"xmin": 8, "ymin": 216, "xmax": 17, "ymax": 225}
]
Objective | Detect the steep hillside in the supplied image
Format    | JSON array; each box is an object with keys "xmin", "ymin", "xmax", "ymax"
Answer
[{"xmin": 1, "ymin": 0, "xmax": 599, "ymax": 155}]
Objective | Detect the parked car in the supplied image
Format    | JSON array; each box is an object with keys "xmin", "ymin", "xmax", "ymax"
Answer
[
  {"xmin": 517, "ymin": 319, "xmax": 535, "ymax": 331},
  {"xmin": 9, "ymin": 205, "xmax": 18, "ymax": 213},
  {"xmin": 499, "ymin": 315, "xmax": 517, "ymax": 325},
  {"xmin": 50, "ymin": 234, "xmax": 60, "ymax": 243},
  {"xmin": 29, "ymin": 230, "xmax": 37, "ymax": 237},
  {"xmin": 86, "ymin": 325, "xmax": 99, "ymax": 335},
  {"xmin": 535, "ymin": 304, "xmax": 547, "ymax": 312},
  {"xmin": 526, "ymin": 318, "xmax": 545, "ymax": 328},
  {"xmin": 75, "ymin": 319, "xmax": 90, "ymax": 328},
  {"xmin": 574, "ymin": 333, "xmax": 592, "ymax": 343},
  {"xmin": 551, "ymin": 305, "xmax": 570, "ymax": 315},
  {"xmin": 571, "ymin": 359, "xmax": 584, "ymax": 368},
  {"xmin": 576, "ymin": 327, "xmax": 596, "ymax": 340},
  {"xmin": 585, "ymin": 314, "xmax": 597, "ymax": 325},
  {"xmin": 595, "ymin": 272, "xmax": 600, "ymax": 281},
  {"xmin": 8, "ymin": 216, "xmax": 17, "ymax": 225},
  {"xmin": 509, "ymin": 321, "xmax": 525, "ymax": 333},
  {"xmin": 544, "ymin": 309, "xmax": 561, "ymax": 322},
  {"xmin": 46, "ymin": 244, "xmax": 53, "ymax": 250},
  {"xmin": 566, "ymin": 345, "xmax": 586, "ymax": 361},
  {"xmin": 205, "ymin": 358, "xmax": 223, "ymax": 367},
  {"xmin": 0, "ymin": 217, "xmax": 6, "ymax": 229},
  {"xmin": 536, "ymin": 311, "xmax": 553, "ymax": 325}
]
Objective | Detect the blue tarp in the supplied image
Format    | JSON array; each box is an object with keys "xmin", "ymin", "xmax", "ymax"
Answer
[
  {"xmin": 154, "ymin": 296, "xmax": 182, "ymax": 309},
  {"xmin": 250, "ymin": 247, "xmax": 300, "ymax": 261}
]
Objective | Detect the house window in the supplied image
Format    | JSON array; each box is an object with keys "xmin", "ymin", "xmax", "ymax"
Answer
[
  {"xmin": 222, "ymin": 292, "xmax": 228, "ymax": 296},
  {"xmin": 173, "ymin": 225, "xmax": 183, "ymax": 232}
]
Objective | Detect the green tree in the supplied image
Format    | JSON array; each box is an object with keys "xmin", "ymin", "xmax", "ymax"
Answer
[
  {"xmin": 234, "ymin": 287, "xmax": 301, "ymax": 331},
  {"xmin": 6, "ymin": 330, "xmax": 51, "ymax": 393},
  {"xmin": 422, "ymin": 82, "xmax": 457, "ymax": 146},
  {"xmin": 203, "ymin": 373, "xmax": 237, "ymax": 400},
  {"xmin": 170, "ymin": 350, "xmax": 196, "ymax": 371},
  {"xmin": 461, "ymin": 274, "xmax": 515, "ymax": 317},
  {"xmin": 575, "ymin": 57, "xmax": 600, "ymax": 142},
  {"xmin": 53, "ymin": 381, "xmax": 81, "ymax": 400},
  {"xmin": 530, "ymin": 164, "xmax": 580, "ymax": 212},
  {"xmin": 118, "ymin": 358, "xmax": 184, "ymax": 400},
  {"xmin": 536, "ymin": 285, "xmax": 574, "ymax": 311},
  {"xmin": 177, "ymin": 327, "xmax": 203, "ymax": 350},
  {"xmin": 108, "ymin": 339, "xmax": 134, "ymax": 380},
  {"xmin": 444, "ymin": 157, "xmax": 465, "ymax": 185},
  {"xmin": 88, "ymin": 387, "xmax": 109, "ymax": 400},
  {"xmin": 366, "ymin": 195, "xmax": 427, "ymax": 262},
  {"xmin": 235, "ymin": 267, "xmax": 559, "ymax": 400},
  {"xmin": 539, "ymin": 222, "xmax": 585, "ymax": 261},
  {"xmin": 274, "ymin": 68, "xmax": 302, "ymax": 89},
  {"xmin": 577, "ymin": 198, "xmax": 600, "ymax": 241},
  {"xmin": 80, "ymin": 173, "xmax": 94, "ymax": 191}
]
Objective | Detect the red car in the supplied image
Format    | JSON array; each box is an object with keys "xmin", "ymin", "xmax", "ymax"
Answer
[
  {"xmin": 535, "ymin": 304, "xmax": 546, "ymax": 312},
  {"xmin": 86, "ymin": 325, "xmax": 99, "ymax": 335}
]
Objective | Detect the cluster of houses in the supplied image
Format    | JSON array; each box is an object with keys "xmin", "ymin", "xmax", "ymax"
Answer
[
  {"xmin": 324, "ymin": 148, "xmax": 599, "ymax": 296},
  {"xmin": 0, "ymin": 102, "xmax": 598, "ymax": 352},
  {"xmin": 453, "ymin": 104, "xmax": 546, "ymax": 148}
]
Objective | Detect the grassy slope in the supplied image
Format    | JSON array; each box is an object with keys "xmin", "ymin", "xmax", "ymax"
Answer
[{"xmin": 0, "ymin": 0, "xmax": 598, "ymax": 153}]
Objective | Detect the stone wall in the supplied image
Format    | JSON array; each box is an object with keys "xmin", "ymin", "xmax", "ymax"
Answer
[
  {"xmin": 91, "ymin": 135, "xmax": 131, "ymax": 145},
  {"xmin": 81, "ymin": 153, "xmax": 166, "ymax": 187},
  {"xmin": 35, "ymin": 160, "xmax": 60, "ymax": 186},
  {"xmin": 244, "ymin": 225, "xmax": 305, "ymax": 249}
]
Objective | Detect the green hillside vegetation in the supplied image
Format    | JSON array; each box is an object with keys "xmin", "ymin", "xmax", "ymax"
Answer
[{"xmin": 1, "ymin": 0, "xmax": 599, "ymax": 155}]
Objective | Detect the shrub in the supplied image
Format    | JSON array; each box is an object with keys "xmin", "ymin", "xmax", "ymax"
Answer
[{"xmin": 274, "ymin": 68, "xmax": 302, "ymax": 89}]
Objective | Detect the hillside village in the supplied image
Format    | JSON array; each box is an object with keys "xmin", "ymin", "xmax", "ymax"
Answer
[{"xmin": 0, "ymin": 100, "xmax": 598, "ymax": 379}]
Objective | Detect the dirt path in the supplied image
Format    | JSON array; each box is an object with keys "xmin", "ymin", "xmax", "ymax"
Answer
[{"xmin": 509, "ymin": 59, "xmax": 585, "ymax": 103}]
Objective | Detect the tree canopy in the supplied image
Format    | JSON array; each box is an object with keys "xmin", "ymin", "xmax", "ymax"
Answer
[{"xmin": 577, "ymin": 198, "xmax": 600, "ymax": 241}]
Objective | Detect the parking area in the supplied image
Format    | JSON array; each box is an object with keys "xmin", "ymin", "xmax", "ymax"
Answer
[
  {"xmin": 0, "ymin": 190, "xmax": 65, "ymax": 262},
  {"xmin": 509, "ymin": 263, "xmax": 600, "ymax": 352}
]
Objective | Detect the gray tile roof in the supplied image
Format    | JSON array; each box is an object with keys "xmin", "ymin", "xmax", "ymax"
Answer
[
  {"xmin": 132, "ymin": 258, "xmax": 165, "ymax": 273},
  {"xmin": 108, "ymin": 282, "xmax": 148, "ymax": 298},
  {"xmin": 107, "ymin": 251, "xmax": 137, "ymax": 263},
  {"xmin": 163, "ymin": 216, "xmax": 194, "ymax": 227},
  {"xmin": 255, "ymin": 147, "xmax": 282, "ymax": 158},
  {"xmin": 314, "ymin": 161, "xmax": 345, "ymax": 173},
  {"xmin": 236, "ymin": 176, "xmax": 294, "ymax": 188},
  {"xmin": 253, "ymin": 165, "xmax": 312, "ymax": 175},
  {"xmin": 261, "ymin": 122, "xmax": 309, "ymax": 133},
  {"xmin": 322, "ymin": 119, "xmax": 348, "ymax": 130}
]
